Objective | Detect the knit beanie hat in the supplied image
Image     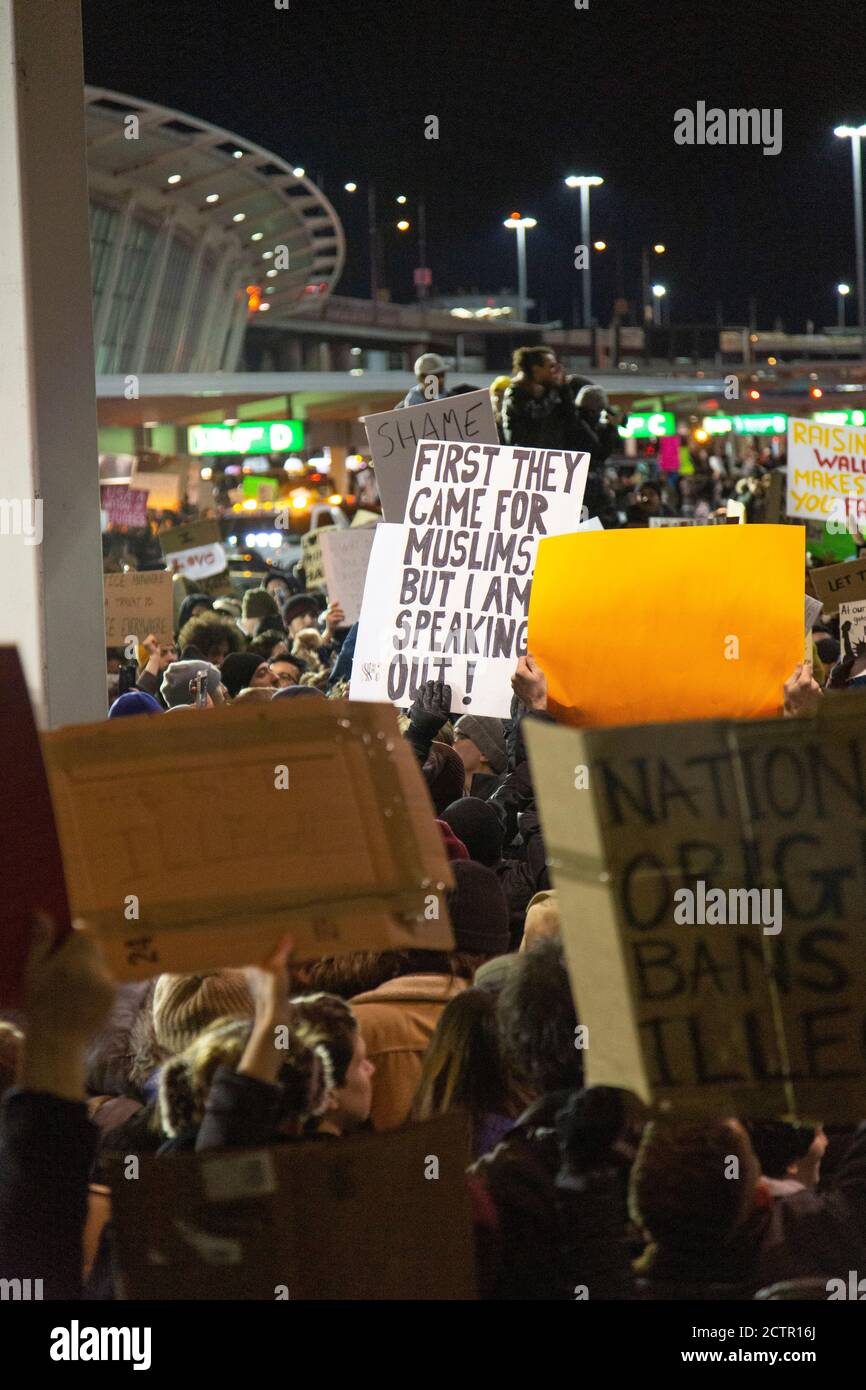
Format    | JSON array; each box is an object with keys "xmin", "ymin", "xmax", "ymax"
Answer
[
  {"xmin": 152, "ymin": 971, "xmax": 254, "ymax": 1054},
  {"xmin": 436, "ymin": 819, "xmax": 469, "ymax": 861},
  {"xmin": 423, "ymin": 742, "xmax": 466, "ymax": 816},
  {"xmin": 242, "ymin": 587, "xmax": 282, "ymax": 623},
  {"xmin": 220, "ymin": 651, "xmax": 265, "ymax": 698},
  {"xmin": 440, "ymin": 797, "xmax": 504, "ymax": 867},
  {"xmin": 160, "ymin": 659, "xmax": 222, "ymax": 709},
  {"xmin": 447, "ymin": 860, "xmax": 510, "ymax": 957},
  {"xmin": 108, "ymin": 691, "xmax": 163, "ymax": 719},
  {"xmin": 454, "ymin": 715, "xmax": 507, "ymax": 774},
  {"xmin": 284, "ymin": 592, "xmax": 325, "ymax": 626}
]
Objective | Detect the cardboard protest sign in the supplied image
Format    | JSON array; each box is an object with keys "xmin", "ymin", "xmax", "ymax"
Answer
[
  {"xmin": 300, "ymin": 526, "xmax": 334, "ymax": 592},
  {"xmin": 811, "ymin": 556, "xmax": 866, "ymax": 614},
  {"xmin": 160, "ymin": 520, "xmax": 228, "ymax": 583},
  {"xmin": 526, "ymin": 702, "xmax": 866, "ymax": 1121},
  {"xmin": 0, "ymin": 649, "xmax": 72, "ymax": 1007},
  {"xmin": 110, "ymin": 1112, "xmax": 475, "ymax": 1299},
  {"xmin": 349, "ymin": 439, "xmax": 590, "ymax": 718},
  {"xmin": 100, "ymin": 486, "xmax": 148, "ymax": 529},
  {"xmin": 160, "ymin": 519, "xmax": 232, "ymax": 597},
  {"xmin": 787, "ymin": 416, "xmax": 866, "ymax": 523},
  {"xmin": 103, "ymin": 571, "xmax": 174, "ymax": 646},
  {"xmin": 42, "ymin": 699, "xmax": 453, "ymax": 979},
  {"xmin": 319, "ymin": 524, "xmax": 378, "ymax": 624},
  {"xmin": 529, "ymin": 525, "xmax": 803, "ymax": 727},
  {"xmin": 362, "ymin": 389, "xmax": 499, "ymax": 522}
]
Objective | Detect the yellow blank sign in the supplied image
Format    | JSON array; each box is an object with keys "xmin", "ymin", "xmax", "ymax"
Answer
[{"xmin": 528, "ymin": 525, "xmax": 804, "ymax": 726}]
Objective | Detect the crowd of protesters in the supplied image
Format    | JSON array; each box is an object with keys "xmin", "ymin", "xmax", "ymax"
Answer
[{"xmin": 1, "ymin": 345, "xmax": 864, "ymax": 1303}]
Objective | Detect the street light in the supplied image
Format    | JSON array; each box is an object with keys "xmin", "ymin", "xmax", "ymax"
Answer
[
  {"xmin": 834, "ymin": 124, "xmax": 866, "ymax": 358},
  {"xmin": 344, "ymin": 181, "xmax": 358, "ymax": 193},
  {"xmin": 564, "ymin": 175, "xmax": 604, "ymax": 327},
  {"xmin": 838, "ymin": 280, "xmax": 852, "ymax": 330},
  {"xmin": 652, "ymin": 283, "xmax": 667, "ymax": 327},
  {"xmin": 504, "ymin": 213, "xmax": 537, "ymax": 320},
  {"xmin": 642, "ymin": 243, "xmax": 667, "ymax": 324}
]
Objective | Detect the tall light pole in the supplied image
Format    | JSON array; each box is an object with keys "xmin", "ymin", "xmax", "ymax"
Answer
[
  {"xmin": 565, "ymin": 175, "xmax": 603, "ymax": 327},
  {"xmin": 652, "ymin": 283, "xmax": 667, "ymax": 327},
  {"xmin": 641, "ymin": 243, "xmax": 666, "ymax": 324},
  {"xmin": 838, "ymin": 280, "xmax": 851, "ymax": 330},
  {"xmin": 835, "ymin": 125, "xmax": 866, "ymax": 359},
  {"xmin": 504, "ymin": 213, "xmax": 537, "ymax": 320}
]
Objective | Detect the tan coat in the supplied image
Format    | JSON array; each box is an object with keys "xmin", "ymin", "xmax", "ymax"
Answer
[{"xmin": 352, "ymin": 973, "xmax": 468, "ymax": 1131}]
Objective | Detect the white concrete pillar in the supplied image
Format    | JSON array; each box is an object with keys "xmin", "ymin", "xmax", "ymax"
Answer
[{"xmin": 0, "ymin": 0, "xmax": 107, "ymax": 725}]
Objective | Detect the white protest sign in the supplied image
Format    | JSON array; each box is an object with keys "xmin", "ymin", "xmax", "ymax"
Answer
[
  {"xmin": 839, "ymin": 599, "xmax": 866, "ymax": 662},
  {"xmin": 648, "ymin": 516, "xmax": 726, "ymax": 527},
  {"xmin": 319, "ymin": 525, "xmax": 378, "ymax": 625},
  {"xmin": 349, "ymin": 439, "xmax": 589, "ymax": 717},
  {"xmin": 362, "ymin": 389, "xmax": 499, "ymax": 522},
  {"xmin": 787, "ymin": 416, "xmax": 866, "ymax": 523}
]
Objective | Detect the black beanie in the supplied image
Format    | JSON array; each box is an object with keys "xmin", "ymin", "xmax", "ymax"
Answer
[
  {"xmin": 440, "ymin": 797, "xmax": 504, "ymax": 868},
  {"xmin": 447, "ymin": 861, "xmax": 509, "ymax": 957},
  {"xmin": 221, "ymin": 651, "xmax": 265, "ymax": 698},
  {"xmin": 423, "ymin": 743, "xmax": 466, "ymax": 816}
]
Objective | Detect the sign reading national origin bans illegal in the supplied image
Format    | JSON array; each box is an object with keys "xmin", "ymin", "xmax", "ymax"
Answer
[
  {"xmin": 103, "ymin": 571, "xmax": 174, "ymax": 646},
  {"xmin": 42, "ymin": 701, "xmax": 454, "ymax": 979},
  {"xmin": 349, "ymin": 439, "xmax": 590, "ymax": 718},
  {"xmin": 526, "ymin": 703, "xmax": 866, "ymax": 1121},
  {"xmin": 787, "ymin": 415, "xmax": 866, "ymax": 523},
  {"xmin": 362, "ymin": 389, "xmax": 499, "ymax": 522}
]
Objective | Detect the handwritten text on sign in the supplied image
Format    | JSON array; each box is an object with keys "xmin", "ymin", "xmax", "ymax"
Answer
[{"xmin": 350, "ymin": 439, "xmax": 589, "ymax": 717}]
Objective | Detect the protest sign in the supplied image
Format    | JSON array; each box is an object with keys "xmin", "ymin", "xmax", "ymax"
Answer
[
  {"xmin": 529, "ymin": 525, "xmax": 803, "ymax": 727},
  {"xmin": 0, "ymin": 649, "xmax": 72, "ymax": 1007},
  {"xmin": 110, "ymin": 1112, "xmax": 475, "ymax": 1300},
  {"xmin": 658, "ymin": 437, "xmax": 680, "ymax": 472},
  {"xmin": 810, "ymin": 556, "xmax": 866, "ymax": 614},
  {"xmin": 43, "ymin": 699, "xmax": 453, "ymax": 979},
  {"xmin": 159, "ymin": 519, "xmax": 232, "ymax": 596},
  {"xmin": 647, "ymin": 516, "xmax": 726, "ymax": 527},
  {"xmin": 319, "ymin": 524, "xmax": 378, "ymax": 624},
  {"xmin": 839, "ymin": 598, "xmax": 866, "ymax": 662},
  {"xmin": 300, "ymin": 526, "xmax": 334, "ymax": 592},
  {"xmin": 787, "ymin": 416, "xmax": 866, "ymax": 523},
  {"xmin": 130, "ymin": 471, "xmax": 181, "ymax": 510},
  {"xmin": 362, "ymin": 389, "xmax": 499, "ymax": 522},
  {"xmin": 103, "ymin": 571, "xmax": 174, "ymax": 646},
  {"xmin": 100, "ymin": 486, "xmax": 148, "ymax": 529},
  {"xmin": 349, "ymin": 439, "xmax": 589, "ymax": 717},
  {"xmin": 526, "ymin": 700, "xmax": 866, "ymax": 1121}
]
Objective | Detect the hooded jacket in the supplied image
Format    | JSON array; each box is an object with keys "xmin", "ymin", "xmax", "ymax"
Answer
[{"xmin": 351, "ymin": 974, "xmax": 468, "ymax": 1132}]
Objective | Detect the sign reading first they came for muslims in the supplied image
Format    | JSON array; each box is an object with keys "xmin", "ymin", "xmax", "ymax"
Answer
[
  {"xmin": 187, "ymin": 420, "xmax": 304, "ymax": 455},
  {"xmin": 351, "ymin": 439, "xmax": 590, "ymax": 718}
]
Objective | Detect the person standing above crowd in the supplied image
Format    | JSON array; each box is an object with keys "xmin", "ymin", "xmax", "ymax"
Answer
[
  {"xmin": 501, "ymin": 346, "xmax": 574, "ymax": 449},
  {"xmin": 399, "ymin": 352, "xmax": 448, "ymax": 407}
]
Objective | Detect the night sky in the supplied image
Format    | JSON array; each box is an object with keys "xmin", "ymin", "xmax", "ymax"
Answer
[{"xmin": 82, "ymin": 0, "xmax": 866, "ymax": 332}]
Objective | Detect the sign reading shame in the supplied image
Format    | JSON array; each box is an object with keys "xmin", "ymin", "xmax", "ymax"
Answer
[
  {"xmin": 362, "ymin": 389, "xmax": 499, "ymax": 521},
  {"xmin": 526, "ymin": 701, "xmax": 866, "ymax": 1121},
  {"xmin": 350, "ymin": 439, "xmax": 589, "ymax": 718}
]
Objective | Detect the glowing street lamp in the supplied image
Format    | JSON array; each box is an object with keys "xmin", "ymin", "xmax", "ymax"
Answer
[
  {"xmin": 652, "ymin": 282, "xmax": 667, "ymax": 327},
  {"xmin": 838, "ymin": 280, "xmax": 852, "ymax": 329},
  {"xmin": 564, "ymin": 175, "xmax": 604, "ymax": 326},
  {"xmin": 504, "ymin": 213, "xmax": 538, "ymax": 319}
]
